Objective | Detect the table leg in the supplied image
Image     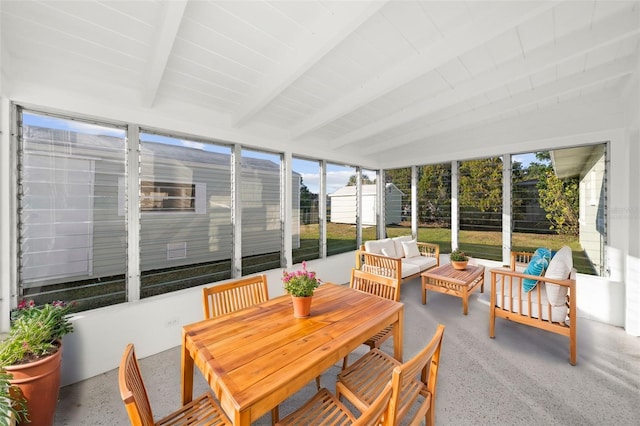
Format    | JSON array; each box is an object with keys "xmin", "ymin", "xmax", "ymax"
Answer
[
  {"xmin": 421, "ymin": 277, "xmax": 427, "ymax": 305},
  {"xmin": 181, "ymin": 333, "xmax": 194, "ymax": 405},
  {"xmin": 462, "ymin": 287, "xmax": 469, "ymax": 315},
  {"xmin": 393, "ymin": 309, "xmax": 404, "ymax": 362}
]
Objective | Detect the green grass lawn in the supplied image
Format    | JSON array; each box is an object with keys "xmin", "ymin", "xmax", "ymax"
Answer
[{"xmin": 294, "ymin": 223, "xmax": 592, "ymax": 274}]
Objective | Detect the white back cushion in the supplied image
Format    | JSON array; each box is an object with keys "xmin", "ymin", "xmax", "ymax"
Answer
[
  {"xmin": 544, "ymin": 245, "xmax": 573, "ymax": 305},
  {"xmin": 392, "ymin": 235, "xmax": 413, "ymax": 258},
  {"xmin": 402, "ymin": 240, "xmax": 421, "ymax": 258}
]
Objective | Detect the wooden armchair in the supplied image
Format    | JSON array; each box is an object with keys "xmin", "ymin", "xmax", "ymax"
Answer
[
  {"xmin": 202, "ymin": 274, "xmax": 269, "ymax": 319},
  {"xmin": 336, "ymin": 324, "xmax": 445, "ymax": 426},
  {"xmin": 119, "ymin": 343, "xmax": 231, "ymax": 426},
  {"xmin": 490, "ymin": 248, "xmax": 577, "ymax": 365},
  {"xmin": 342, "ymin": 268, "xmax": 401, "ymax": 368}
]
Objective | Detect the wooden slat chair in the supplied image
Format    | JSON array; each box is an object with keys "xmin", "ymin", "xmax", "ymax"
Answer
[
  {"xmin": 336, "ymin": 324, "xmax": 445, "ymax": 426},
  {"xmin": 490, "ymin": 249, "xmax": 577, "ymax": 365},
  {"xmin": 202, "ymin": 274, "xmax": 269, "ymax": 319},
  {"xmin": 202, "ymin": 274, "xmax": 287, "ymax": 423},
  {"xmin": 276, "ymin": 382, "xmax": 392, "ymax": 426},
  {"xmin": 342, "ymin": 268, "xmax": 401, "ymax": 369},
  {"xmin": 118, "ymin": 343, "xmax": 231, "ymax": 426}
]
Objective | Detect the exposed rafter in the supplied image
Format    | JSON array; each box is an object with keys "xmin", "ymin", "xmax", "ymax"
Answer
[
  {"xmin": 140, "ymin": 0, "xmax": 187, "ymax": 108},
  {"xmin": 231, "ymin": 1, "xmax": 389, "ymax": 127},
  {"xmin": 290, "ymin": 1, "xmax": 559, "ymax": 140},
  {"xmin": 362, "ymin": 56, "xmax": 635, "ymax": 155},
  {"xmin": 330, "ymin": 6, "xmax": 640, "ymax": 150}
]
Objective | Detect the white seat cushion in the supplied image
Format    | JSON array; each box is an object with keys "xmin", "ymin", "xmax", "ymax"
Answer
[
  {"xmin": 402, "ymin": 256, "xmax": 437, "ymax": 274},
  {"xmin": 399, "ymin": 260, "xmax": 421, "ymax": 278},
  {"xmin": 495, "ymin": 277, "xmax": 567, "ymax": 323}
]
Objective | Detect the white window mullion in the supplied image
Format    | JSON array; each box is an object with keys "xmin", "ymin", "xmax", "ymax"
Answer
[{"xmin": 127, "ymin": 125, "xmax": 141, "ymax": 302}]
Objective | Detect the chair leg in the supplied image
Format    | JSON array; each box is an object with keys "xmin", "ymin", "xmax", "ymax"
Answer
[
  {"xmin": 315, "ymin": 375, "xmax": 321, "ymax": 390},
  {"xmin": 271, "ymin": 406, "xmax": 279, "ymax": 425}
]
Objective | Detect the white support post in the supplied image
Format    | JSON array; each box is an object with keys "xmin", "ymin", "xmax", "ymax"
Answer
[
  {"xmin": 356, "ymin": 168, "xmax": 362, "ymax": 247},
  {"xmin": 411, "ymin": 166, "xmax": 418, "ymax": 239},
  {"xmin": 319, "ymin": 160, "xmax": 327, "ymax": 259},
  {"xmin": 0, "ymin": 98, "xmax": 14, "ymax": 332},
  {"xmin": 232, "ymin": 145, "xmax": 242, "ymax": 277},
  {"xmin": 282, "ymin": 152, "xmax": 292, "ymax": 268},
  {"xmin": 451, "ymin": 161, "xmax": 459, "ymax": 250},
  {"xmin": 378, "ymin": 169, "xmax": 386, "ymax": 239},
  {"xmin": 126, "ymin": 125, "xmax": 141, "ymax": 301},
  {"xmin": 502, "ymin": 154, "xmax": 512, "ymax": 265}
]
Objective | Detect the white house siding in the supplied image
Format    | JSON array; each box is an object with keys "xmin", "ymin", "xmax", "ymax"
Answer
[{"xmin": 329, "ymin": 184, "xmax": 403, "ymax": 225}]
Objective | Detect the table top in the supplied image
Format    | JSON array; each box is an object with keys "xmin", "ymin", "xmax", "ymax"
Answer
[
  {"xmin": 421, "ymin": 263, "xmax": 485, "ymax": 285},
  {"xmin": 182, "ymin": 283, "xmax": 404, "ymax": 424}
]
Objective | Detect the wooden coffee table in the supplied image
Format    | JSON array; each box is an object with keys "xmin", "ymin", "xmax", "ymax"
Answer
[{"xmin": 421, "ymin": 263, "xmax": 485, "ymax": 315}]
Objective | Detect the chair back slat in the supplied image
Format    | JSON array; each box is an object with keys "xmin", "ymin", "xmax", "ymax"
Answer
[
  {"xmin": 350, "ymin": 269, "xmax": 400, "ymax": 302},
  {"xmin": 118, "ymin": 343, "xmax": 154, "ymax": 426},
  {"xmin": 203, "ymin": 274, "xmax": 269, "ymax": 319}
]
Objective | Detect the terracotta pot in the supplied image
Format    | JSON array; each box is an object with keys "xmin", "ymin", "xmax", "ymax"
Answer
[
  {"xmin": 451, "ymin": 260, "xmax": 468, "ymax": 270},
  {"xmin": 6, "ymin": 342, "xmax": 62, "ymax": 426},
  {"xmin": 291, "ymin": 295, "xmax": 313, "ymax": 318}
]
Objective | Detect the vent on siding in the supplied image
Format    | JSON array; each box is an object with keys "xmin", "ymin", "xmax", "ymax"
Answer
[{"xmin": 167, "ymin": 242, "xmax": 187, "ymax": 260}]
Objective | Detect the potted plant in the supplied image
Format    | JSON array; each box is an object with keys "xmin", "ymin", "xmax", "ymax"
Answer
[
  {"xmin": 0, "ymin": 300, "xmax": 74, "ymax": 426},
  {"xmin": 449, "ymin": 249, "xmax": 469, "ymax": 270},
  {"xmin": 282, "ymin": 261, "xmax": 320, "ymax": 318},
  {"xmin": 0, "ymin": 368, "xmax": 28, "ymax": 426}
]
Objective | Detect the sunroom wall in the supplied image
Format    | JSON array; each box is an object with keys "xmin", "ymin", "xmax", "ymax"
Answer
[{"xmin": 0, "ymin": 79, "xmax": 637, "ymax": 388}]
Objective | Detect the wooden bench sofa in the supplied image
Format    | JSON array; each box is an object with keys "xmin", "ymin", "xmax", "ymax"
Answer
[
  {"xmin": 489, "ymin": 246, "xmax": 577, "ymax": 365},
  {"xmin": 355, "ymin": 236, "xmax": 439, "ymax": 284}
]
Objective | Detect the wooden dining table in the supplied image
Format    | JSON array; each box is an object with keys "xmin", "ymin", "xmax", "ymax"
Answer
[{"xmin": 181, "ymin": 282, "xmax": 404, "ymax": 425}]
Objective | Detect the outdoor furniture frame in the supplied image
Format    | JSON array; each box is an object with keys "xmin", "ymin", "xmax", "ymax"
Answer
[
  {"xmin": 336, "ymin": 324, "xmax": 445, "ymax": 426},
  {"xmin": 119, "ymin": 343, "xmax": 231, "ymax": 426},
  {"xmin": 490, "ymin": 251, "xmax": 577, "ymax": 365},
  {"xmin": 421, "ymin": 263, "xmax": 485, "ymax": 315},
  {"xmin": 182, "ymin": 283, "xmax": 404, "ymax": 425}
]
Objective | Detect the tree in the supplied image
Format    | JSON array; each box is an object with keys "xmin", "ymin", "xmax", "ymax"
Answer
[
  {"xmin": 346, "ymin": 174, "xmax": 374, "ymax": 186},
  {"xmin": 458, "ymin": 158, "xmax": 503, "ymax": 212},
  {"xmin": 417, "ymin": 164, "xmax": 451, "ymax": 225},
  {"xmin": 537, "ymin": 171, "xmax": 579, "ymax": 235}
]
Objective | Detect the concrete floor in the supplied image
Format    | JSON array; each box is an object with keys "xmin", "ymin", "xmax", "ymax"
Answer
[{"xmin": 54, "ymin": 277, "xmax": 640, "ymax": 425}]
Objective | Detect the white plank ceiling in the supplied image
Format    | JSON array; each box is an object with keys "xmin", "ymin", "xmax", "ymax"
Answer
[{"xmin": 1, "ymin": 0, "xmax": 638, "ymax": 167}]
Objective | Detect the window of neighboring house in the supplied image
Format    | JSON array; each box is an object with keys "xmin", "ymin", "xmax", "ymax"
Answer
[
  {"xmin": 140, "ymin": 181, "xmax": 196, "ymax": 212},
  {"xmin": 17, "ymin": 108, "xmax": 127, "ymax": 311}
]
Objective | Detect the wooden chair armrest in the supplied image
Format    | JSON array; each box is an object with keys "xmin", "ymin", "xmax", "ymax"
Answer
[
  {"xmin": 490, "ymin": 267, "xmax": 576, "ymax": 288},
  {"xmin": 416, "ymin": 242, "xmax": 439, "ymax": 258}
]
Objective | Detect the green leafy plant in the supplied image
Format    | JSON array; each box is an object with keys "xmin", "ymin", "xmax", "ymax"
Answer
[
  {"xmin": 0, "ymin": 368, "xmax": 28, "ymax": 425},
  {"xmin": 282, "ymin": 261, "xmax": 320, "ymax": 297},
  {"xmin": 0, "ymin": 300, "xmax": 74, "ymax": 366},
  {"xmin": 449, "ymin": 249, "xmax": 468, "ymax": 262}
]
